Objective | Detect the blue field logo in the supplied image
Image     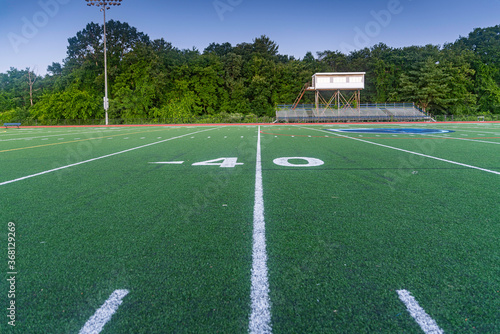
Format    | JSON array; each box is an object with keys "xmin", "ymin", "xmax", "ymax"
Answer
[{"xmin": 327, "ymin": 128, "xmax": 455, "ymax": 134}]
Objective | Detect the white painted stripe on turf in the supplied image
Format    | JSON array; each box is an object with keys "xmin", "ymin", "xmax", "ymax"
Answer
[
  {"xmin": 397, "ymin": 290, "xmax": 444, "ymax": 334},
  {"xmin": 249, "ymin": 126, "xmax": 272, "ymax": 334},
  {"xmin": 0, "ymin": 128, "xmax": 217, "ymax": 186},
  {"xmin": 148, "ymin": 161, "xmax": 184, "ymax": 164},
  {"xmin": 0, "ymin": 129, "xmax": 116, "ymax": 142},
  {"xmin": 309, "ymin": 128, "xmax": 500, "ymax": 175},
  {"xmin": 79, "ymin": 289, "xmax": 129, "ymax": 334},
  {"xmin": 450, "ymin": 128, "xmax": 500, "ymax": 135},
  {"xmin": 425, "ymin": 134, "xmax": 500, "ymax": 145}
]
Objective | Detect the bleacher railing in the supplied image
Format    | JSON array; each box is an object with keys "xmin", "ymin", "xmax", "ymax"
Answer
[
  {"xmin": 275, "ymin": 102, "xmax": 433, "ymax": 122},
  {"xmin": 277, "ymin": 102, "xmax": 417, "ymax": 110}
]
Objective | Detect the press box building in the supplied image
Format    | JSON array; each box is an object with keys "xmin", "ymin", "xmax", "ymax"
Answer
[{"xmin": 293, "ymin": 72, "xmax": 366, "ymax": 113}]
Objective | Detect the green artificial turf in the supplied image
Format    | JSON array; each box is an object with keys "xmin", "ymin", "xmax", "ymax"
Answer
[{"xmin": 1, "ymin": 123, "xmax": 499, "ymax": 333}]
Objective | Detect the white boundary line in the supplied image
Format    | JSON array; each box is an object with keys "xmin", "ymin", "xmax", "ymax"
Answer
[
  {"xmin": 79, "ymin": 289, "xmax": 129, "ymax": 334},
  {"xmin": 0, "ymin": 128, "xmax": 217, "ymax": 186},
  {"xmin": 249, "ymin": 126, "xmax": 272, "ymax": 334},
  {"xmin": 397, "ymin": 290, "xmax": 444, "ymax": 334},
  {"xmin": 307, "ymin": 128, "xmax": 500, "ymax": 175}
]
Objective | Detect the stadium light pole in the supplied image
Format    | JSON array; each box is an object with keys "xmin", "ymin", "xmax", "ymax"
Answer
[{"xmin": 85, "ymin": 0, "xmax": 122, "ymax": 125}]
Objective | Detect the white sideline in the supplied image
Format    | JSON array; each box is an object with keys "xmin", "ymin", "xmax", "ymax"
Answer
[
  {"xmin": 311, "ymin": 128, "xmax": 500, "ymax": 175},
  {"xmin": 397, "ymin": 289, "xmax": 444, "ymax": 334},
  {"xmin": 0, "ymin": 128, "xmax": 216, "ymax": 186},
  {"xmin": 79, "ymin": 289, "xmax": 129, "ymax": 334},
  {"xmin": 249, "ymin": 126, "xmax": 272, "ymax": 333}
]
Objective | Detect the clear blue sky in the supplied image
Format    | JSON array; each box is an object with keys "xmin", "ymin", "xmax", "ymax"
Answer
[{"xmin": 1, "ymin": 0, "xmax": 499, "ymax": 75}]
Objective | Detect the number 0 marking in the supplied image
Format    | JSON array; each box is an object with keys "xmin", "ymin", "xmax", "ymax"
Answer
[{"xmin": 273, "ymin": 157, "xmax": 324, "ymax": 167}]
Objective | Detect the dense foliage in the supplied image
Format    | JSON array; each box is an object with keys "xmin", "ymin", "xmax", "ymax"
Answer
[{"xmin": 2, "ymin": 22, "xmax": 500, "ymax": 122}]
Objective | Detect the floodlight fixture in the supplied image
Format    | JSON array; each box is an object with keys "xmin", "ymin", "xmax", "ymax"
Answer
[
  {"xmin": 85, "ymin": 0, "xmax": 123, "ymax": 125},
  {"xmin": 85, "ymin": 0, "xmax": 123, "ymax": 10}
]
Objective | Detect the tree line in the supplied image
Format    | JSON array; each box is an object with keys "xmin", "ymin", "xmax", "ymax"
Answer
[{"xmin": 1, "ymin": 22, "xmax": 500, "ymax": 123}]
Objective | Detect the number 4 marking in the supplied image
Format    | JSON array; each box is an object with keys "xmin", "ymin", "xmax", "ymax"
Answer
[{"xmin": 192, "ymin": 158, "xmax": 244, "ymax": 168}]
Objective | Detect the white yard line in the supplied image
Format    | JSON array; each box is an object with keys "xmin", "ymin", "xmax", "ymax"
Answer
[
  {"xmin": 79, "ymin": 289, "xmax": 129, "ymax": 334},
  {"xmin": 249, "ymin": 126, "xmax": 272, "ymax": 334},
  {"xmin": 308, "ymin": 128, "xmax": 500, "ymax": 175},
  {"xmin": 0, "ymin": 128, "xmax": 217, "ymax": 186},
  {"xmin": 397, "ymin": 290, "xmax": 444, "ymax": 334},
  {"xmin": 424, "ymin": 134, "xmax": 500, "ymax": 145},
  {"xmin": 0, "ymin": 129, "xmax": 119, "ymax": 141},
  {"xmin": 148, "ymin": 161, "xmax": 184, "ymax": 164},
  {"xmin": 446, "ymin": 128, "xmax": 500, "ymax": 134}
]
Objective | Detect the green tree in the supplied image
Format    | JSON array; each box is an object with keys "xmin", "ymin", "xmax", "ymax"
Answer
[
  {"xmin": 204, "ymin": 42, "xmax": 233, "ymax": 57},
  {"xmin": 65, "ymin": 21, "xmax": 151, "ymax": 97},
  {"xmin": 0, "ymin": 68, "xmax": 42, "ymax": 114},
  {"xmin": 252, "ymin": 35, "xmax": 279, "ymax": 58},
  {"xmin": 221, "ymin": 52, "xmax": 249, "ymax": 113},
  {"xmin": 439, "ymin": 49, "xmax": 477, "ymax": 114},
  {"xmin": 455, "ymin": 25, "xmax": 500, "ymax": 76},
  {"xmin": 186, "ymin": 54, "xmax": 225, "ymax": 114},
  {"xmin": 151, "ymin": 95, "xmax": 195, "ymax": 121},
  {"xmin": 400, "ymin": 58, "xmax": 453, "ymax": 113},
  {"xmin": 316, "ymin": 50, "xmax": 347, "ymax": 72},
  {"xmin": 31, "ymin": 86, "xmax": 101, "ymax": 121},
  {"xmin": 111, "ymin": 43, "xmax": 167, "ymax": 119},
  {"xmin": 274, "ymin": 59, "xmax": 313, "ymax": 105},
  {"xmin": 475, "ymin": 64, "xmax": 500, "ymax": 113},
  {"xmin": 302, "ymin": 51, "xmax": 317, "ymax": 73},
  {"xmin": 244, "ymin": 55, "xmax": 277, "ymax": 115}
]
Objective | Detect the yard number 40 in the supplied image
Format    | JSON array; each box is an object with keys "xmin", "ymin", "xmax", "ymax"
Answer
[
  {"xmin": 192, "ymin": 158, "xmax": 243, "ymax": 168},
  {"xmin": 191, "ymin": 157, "xmax": 325, "ymax": 168}
]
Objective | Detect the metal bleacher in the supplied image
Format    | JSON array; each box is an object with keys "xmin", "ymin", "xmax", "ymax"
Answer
[{"xmin": 275, "ymin": 103, "xmax": 431, "ymax": 122}]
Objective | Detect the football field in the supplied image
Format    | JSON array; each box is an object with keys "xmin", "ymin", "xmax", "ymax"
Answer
[{"xmin": 1, "ymin": 122, "xmax": 499, "ymax": 333}]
